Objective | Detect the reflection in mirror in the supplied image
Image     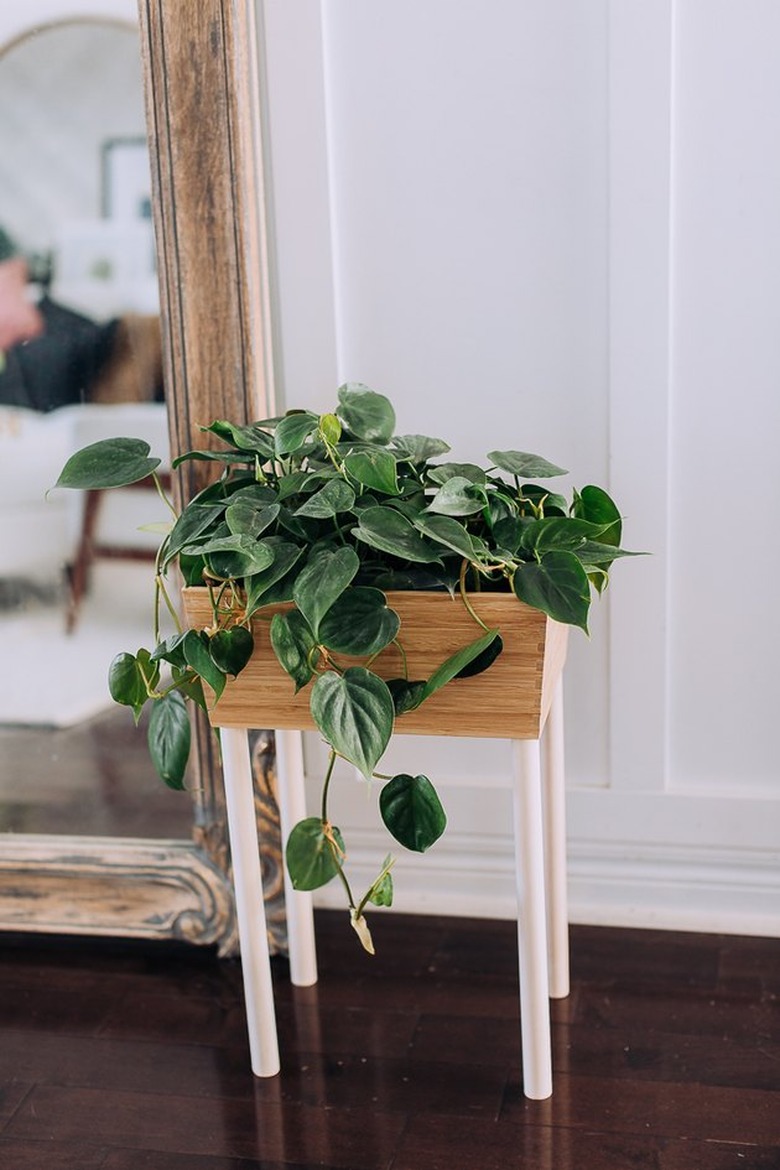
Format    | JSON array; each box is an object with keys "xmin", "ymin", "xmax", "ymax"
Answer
[{"xmin": 0, "ymin": 20, "xmax": 191, "ymax": 838}]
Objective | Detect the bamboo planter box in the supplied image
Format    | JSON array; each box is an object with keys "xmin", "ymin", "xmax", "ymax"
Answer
[{"xmin": 181, "ymin": 588, "xmax": 568, "ymax": 739}]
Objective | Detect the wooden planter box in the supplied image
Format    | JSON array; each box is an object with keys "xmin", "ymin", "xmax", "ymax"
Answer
[{"xmin": 181, "ymin": 588, "xmax": 568, "ymax": 739}]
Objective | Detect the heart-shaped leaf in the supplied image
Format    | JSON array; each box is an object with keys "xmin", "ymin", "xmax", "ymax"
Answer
[
  {"xmin": 488, "ymin": 450, "xmax": 568, "ymax": 478},
  {"xmin": 310, "ymin": 668, "xmax": 394, "ymax": 778},
  {"xmin": 426, "ymin": 462, "xmax": 486, "ymax": 486},
  {"xmin": 386, "ymin": 678, "xmax": 427, "ymax": 716},
  {"xmin": 573, "ymin": 484, "xmax": 622, "ymax": 546},
  {"xmin": 455, "ymin": 632, "xmax": 504, "ymax": 678},
  {"xmin": 293, "ymin": 545, "xmax": 359, "ymax": 636},
  {"xmin": 392, "ymin": 434, "xmax": 451, "ymax": 462},
  {"xmin": 344, "ymin": 448, "xmax": 399, "ymax": 495},
  {"xmin": 274, "ymin": 411, "xmax": 319, "ymax": 456},
  {"xmin": 337, "ymin": 383, "xmax": 396, "ymax": 442},
  {"xmin": 55, "ymin": 438, "xmax": 160, "ymax": 490},
  {"xmin": 108, "ymin": 651, "xmax": 149, "ymax": 720},
  {"xmin": 513, "ymin": 550, "xmax": 591, "ymax": 631},
  {"xmin": 413, "ymin": 513, "xmax": 486, "ymax": 562},
  {"xmin": 243, "ymin": 541, "xmax": 304, "ymax": 615},
  {"xmin": 209, "ymin": 626, "xmax": 254, "ymax": 676},
  {"xmin": 270, "ymin": 610, "xmax": 317, "ymax": 691},
  {"xmin": 286, "ymin": 817, "xmax": 345, "ymax": 890},
  {"xmin": 148, "ymin": 691, "xmax": 191, "ymax": 790},
  {"xmin": 225, "ymin": 500, "xmax": 279, "ymax": 538},
  {"xmin": 426, "ymin": 476, "xmax": 485, "ymax": 517},
  {"xmin": 353, "ymin": 506, "xmax": 442, "ymax": 564},
  {"xmin": 182, "ymin": 630, "xmax": 227, "ymax": 701},
  {"xmin": 294, "ymin": 479, "xmax": 355, "ymax": 518},
  {"xmin": 379, "ymin": 774, "xmax": 447, "ymax": 853},
  {"xmin": 318, "ymin": 587, "xmax": 400, "ymax": 656}
]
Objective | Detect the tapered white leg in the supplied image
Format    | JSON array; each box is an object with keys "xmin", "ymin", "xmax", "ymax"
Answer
[
  {"xmin": 220, "ymin": 727, "xmax": 280, "ymax": 1077},
  {"xmin": 542, "ymin": 677, "xmax": 569, "ymax": 999},
  {"xmin": 274, "ymin": 729, "xmax": 318, "ymax": 987},
  {"xmin": 512, "ymin": 738, "xmax": 553, "ymax": 1100}
]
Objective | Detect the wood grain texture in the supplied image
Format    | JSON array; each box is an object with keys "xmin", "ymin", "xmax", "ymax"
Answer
[{"xmin": 182, "ymin": 589, "xmax": 569, "ymax": 738}]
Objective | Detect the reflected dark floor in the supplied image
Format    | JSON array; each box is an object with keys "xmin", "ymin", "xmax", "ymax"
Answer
[
  {"xmin": 0, "ymin": 913, "xmax": 778, "ymax": 1169},
  {"xmin": 0, "ymin": 707, "xmax": 192, "ymax": 837}
]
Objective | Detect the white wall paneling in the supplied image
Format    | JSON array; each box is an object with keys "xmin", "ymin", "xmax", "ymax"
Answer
[{"xmin": 258, "ymin": 0, "xmax": 780, "ymax": 937}]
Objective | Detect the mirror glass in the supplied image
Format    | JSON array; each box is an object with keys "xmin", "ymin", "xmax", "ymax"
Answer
[{"xmin": 0, "ymin": 19, "xmax": 191, "ymax": 838}]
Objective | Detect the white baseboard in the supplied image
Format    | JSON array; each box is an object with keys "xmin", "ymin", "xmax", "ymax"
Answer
[{"xmin": 312, "ymin": 829, "xmax": 780, "ymax": 938}]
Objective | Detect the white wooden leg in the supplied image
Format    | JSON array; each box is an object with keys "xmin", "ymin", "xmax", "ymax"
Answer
[
  {"xmin": 220, "ymin": 726, "xmax": 280, "ymax": 1077},
  {"xmin": 512, "ymin": 738, "xmax": 553, "ymax": 1100},
  {"xmin": 274, "ymin": 729, "xmax": 318, "ymax": 987},
  {"xmin": 542, "ymin": 677, "xmax": 570, "ymax": 999}
]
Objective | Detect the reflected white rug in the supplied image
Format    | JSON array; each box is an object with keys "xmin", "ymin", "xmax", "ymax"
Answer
[{"xmin": 0, "ymin": 563, "xmax": 161, "ymax": 728}]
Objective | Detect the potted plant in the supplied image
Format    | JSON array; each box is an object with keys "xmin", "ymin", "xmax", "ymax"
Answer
[{"xmin": 55, "ymin": 384, "xmax": 636, "ymax": 952}]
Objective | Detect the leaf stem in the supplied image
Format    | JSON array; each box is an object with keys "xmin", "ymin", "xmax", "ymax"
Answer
[{"xmin": 458, "ymin": 560, "xmax": 490, "ymax": 631}]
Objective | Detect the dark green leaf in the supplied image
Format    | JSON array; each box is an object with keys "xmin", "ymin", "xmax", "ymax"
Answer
[
  {"xmin": 294, "ymin": 478, "xmax": 356, "ymax": 518},
  {"xmin": 150, "ymin": 632, "xmax": 188, "ymax": 668},
  {"xmin": 422, "ymin": 629, "xmax": 500, "ymax": 701},
  {"xmin": 286, "ymin": 817, "xmax": 345, "ymax": 890},
  {"xmin": 55, "ymin": 438, "xmax": 160, "ymax": 490},
  {"xmin": 182, "ymin": 630, "xmax": 227, "ymax": 701},
  {"xmin": 269, "ymin": 610, "xmax": 317, "ymax": 691},
  {"xmin": 108, "ymin": 651, "xmax": 148, "ymax": 720},
  {"xmin": 455, "ymin": 633, "xmax": 504, "ymax": 678},
  {"xmin": 573, "ymin": 485, "xmax": 622, "ymax": 546},
  {"xmin": 162, "ymin": 503, "xmax": 226, "ymax": 569},
  {"xmin": 413, "ymin": 513, "xmax": 487, "ymax": 561},
  {"xmin": 225, "ymin": 500, "xmax": 279, "ymax": 538},
  {"xmin": 519, "ymin": 516, "xmax": 608, "ymax": 553},
  {"xmin": 293, "ymin": 545, "xmax": 359, "ymax": 636},
  {"xmin": 344, "ymin": 448, "xmax": 399, "ymax": 495},
  {"xmin": 392, "ymin": 434, "xmax": 451, "ymax": 462},
  {"xmin": 353, "ymin": 506, "xmax": 443, "ymax": 564},
  {"xmin": 512, "ymin": 550, "xmax": 591, "ymax": 631},
  {"xmin": 386, "ymin": 678, "xmax": 427, "ymax": 715},
  {"xmin": 274, "ymin": 411, "xmax": 319, "ymax": 456},
  {"xmin": 243, "ymin": 541, "xmax": 305, "ymax": 615},
  {"xmin": 337, "ymin": 383, "xmax": 396, "ymax": 442},
  {"xmin": 201, "ymin": 419, "xmax": 275, "ymax": 458},
  {"xmin": 426, "ymin": 476, "xmax": 485, "ymax": 516},
  {"xmin": 318, "ymin": 587, "xmax": 400, "ymax": 656},
  {"xmin": 379, "ymin": 774, "xmax": 447, "ymax": 853},
  {"xmin": 426, "ymin": 462, "xmax": 486, "ymax": 485},
  {"xmin": 310, "ymin": 668, "xmax": 394, "ymax": 778},
  {"xmin": 489, "ymin": 450, "xmax": 568, "ymax": 478},
  {"xmin": 209, "ymin": 626, "xmax": 254, "ymax": 676},
  {"xmin": 148, "ymin": 691, "xmax": 190, "ymax": 789}
]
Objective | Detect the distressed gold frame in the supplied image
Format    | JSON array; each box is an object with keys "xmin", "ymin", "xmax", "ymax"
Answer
[{"xmin": 0, "ymin": 1, "xmax": 279, "ymax": 954}]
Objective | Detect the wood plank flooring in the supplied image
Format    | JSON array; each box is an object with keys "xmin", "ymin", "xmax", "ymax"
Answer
[{"xmin": 0, "ymin": 912, "xmax": 778, "ymax": 1168}]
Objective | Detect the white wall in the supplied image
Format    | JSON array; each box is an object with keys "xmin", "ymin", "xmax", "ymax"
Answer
[{"xmin": 261, "ymin": 0, "xmax": 780, "ymax": 936}]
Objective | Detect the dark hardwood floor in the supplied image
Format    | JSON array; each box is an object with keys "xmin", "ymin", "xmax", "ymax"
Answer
[{"xmin": 0, "ymin": 912, "xmax": 778, "ymax": 1169}]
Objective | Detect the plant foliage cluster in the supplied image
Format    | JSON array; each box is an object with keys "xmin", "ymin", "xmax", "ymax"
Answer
[{"xmin": 56, "ymin": 384, "xmax": 635, "ymax": 950}]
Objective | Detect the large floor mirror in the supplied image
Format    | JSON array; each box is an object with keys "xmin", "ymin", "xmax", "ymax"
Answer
[{"xmin": 0, "ymin": 1, "xmax": 282, "ymax": 954}]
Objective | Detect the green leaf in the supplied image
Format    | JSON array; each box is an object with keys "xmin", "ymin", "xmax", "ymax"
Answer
[
  {"xmin": 274, "ymin": 411, "xmax": 319, "ymax": 456},
  {"xmin": 573, "ymin": 485, "xmax": 622, "ymax": 546},
  {"xmin": 209, "ymin": 626, "xmax": 254, "ymax": 676},
  {"xmin": 182, "ymin": 630, "xmax": 227, "ymax": 701},
  {"xmin": 108, "ymin": 651, "xmax": 148, "ymax": 720},
  {"xmin": 294, "ymin": 478, "xmax": 356, "ymax": 518},
  {"xmin": 386, "ymin": 678, "xmax": 427, "ymax": 716},
  {"xmin": 512, "ymin": 550, "xmax": 591, "ymax": 631},
  {"xmin": 426, "ymin": 462, "xmax": 486, "ymax": 485},
  {"xmin": 575, "ymin": 541, "xmax": 643, "ymax": 567},
  {"xmin": 353, "ymin": 506, "xmax": 443, "ymax": 564},
  {"xmin": 488, "ymin": 450, "xmax": 568, "ymax": 478},
  {"xmin": 225, "ymin": 500, "xmax": 279, "ymax": 538},
  {"xmin": 186, "ymin": 534, "xmax": 275, "ymax": 580},
  {"xmin": 148, "ymin": 691, "xmax": 191, "ymax": 790},
  {"xmin": 318, "ymin": 587, "xmax": 400, "ymax": 656},
  {"xmin": 364, "ymin": 854, "xmax": 395, "ymax": 907},
  {"xmin": 293, "ymin": 544, "xmax": 359, "ymax": 637},
  {"xmin": 318, "ymin": 412, "xmax": 342, "ymax": 445},
  {"xmin": 455, "ymin": 633, "xmax": 504, "ymax": 678},
  {"xmin": 426, "ymin": 476, "xmax": 485, "ymax": 517},
  {"xmin": 392, "ymin": 434, "xmax": 451, "ymax": 462},
  {"xmin": 286, "ymin": 817, "xmax": 345, "ymax": 890},
  {"xmin": 413, "ymin": 513, "xmax": 486, "ymax": 561},
  {"xmin": 344, "ymin": 448, "xmax": 399, "ymax": 495},
  {"xmin": 519, "ymin": 516, "xmax": 608, "ymax": 553},
  {"xmin": 201, "ymin": 419, "xmax": 275, "ymax": 458},
  {"xmin": 162, "ymin": 503, "xmax": 226, "ymax": 569},
  {"xmin": 310, "ymin": 668, "xmax": 394, "ymax": 779},
  {"xmin": 55, "ymin": 438, "xmax": 160, "ymax": 490},
  {"xmin": 379, "ymin": 774, "xmax": 447, "ymax": 853},
  {"xmin": 337, "ymin": 383, "xmax": 396, "ymax": 442},
  {"xmin": 422, "ymin": 629, "xmax": 500, "ymax": 701},
  {"xmin": 243, "ymin": 541, "xmax": 305, "ymax": 615},
  {"xmin": 270, "ymin": 610, "xmax": 317, "ymax": 691}
]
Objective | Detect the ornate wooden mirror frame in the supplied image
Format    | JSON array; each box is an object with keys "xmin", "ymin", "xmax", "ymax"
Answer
[{"xmin": 0, "ymin": 0, "xmax": 277, "ymax": 955}]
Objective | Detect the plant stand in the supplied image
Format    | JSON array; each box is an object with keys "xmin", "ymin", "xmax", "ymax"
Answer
[{"xmin": 181, "ymin": 587, "xmax": 570, "ymax": 1099}]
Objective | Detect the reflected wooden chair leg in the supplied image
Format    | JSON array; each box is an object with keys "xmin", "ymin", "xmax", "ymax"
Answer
[
  {"xmin": 274, "ymin": 729, "xmax": 318, "ymax": 987},
  {"xmin": 220, "ymin": 726, "xmax": 280, "ymax": 1076},
  {"xmin": 542, "ymin": 676, "xmax": 570, "ymax": 999},
  {"xmin": 511, "ymin": 737, "xmax": 553, "ymax": 1100}
]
